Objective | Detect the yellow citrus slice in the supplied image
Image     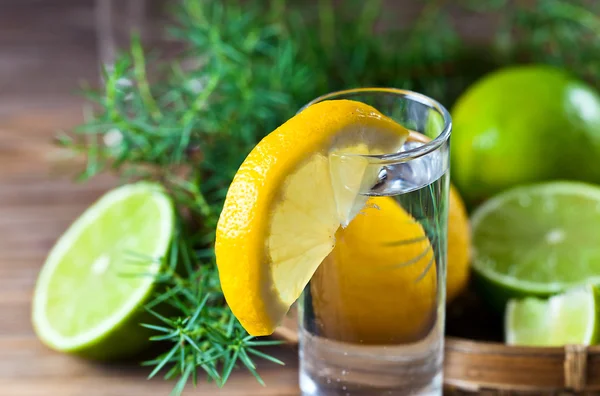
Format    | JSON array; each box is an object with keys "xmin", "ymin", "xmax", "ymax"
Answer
[
  {"xmin": 215, "ymin": 100, "xmax": 409, "ymax": 336},
  {"xmin": 447, "ymin": 184, "xmax": 471, "ymax": 303},
  {"xmin": 309, "ymin": 186, "xmax": 470, "ymax": 344},
  {"xmin": 311, "ymin": 197, "xmax": 437, "ymax": 344}
]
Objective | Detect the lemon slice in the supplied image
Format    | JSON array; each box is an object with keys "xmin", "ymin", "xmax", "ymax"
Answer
[
  {"xmin": 215, "ymin": 100, "xmax": 409, "ymax": 336},
  {"xmin": 311, "ymin": 196, "xmax": 437, "ymax": 344}
]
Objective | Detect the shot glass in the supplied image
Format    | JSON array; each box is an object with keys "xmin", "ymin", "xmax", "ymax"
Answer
[{"xmin": 298, "ymin": 88, "xmax": 451, "ymax": 396}]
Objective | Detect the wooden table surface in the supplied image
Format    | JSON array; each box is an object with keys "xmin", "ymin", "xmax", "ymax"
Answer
[{"xmin": 0, "ymin": 2, "xmax": 299, "ymax": 395}]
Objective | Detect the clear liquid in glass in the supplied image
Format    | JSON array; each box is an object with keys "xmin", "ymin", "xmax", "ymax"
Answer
[{"xmin": 299, "ymin": 134, "xmax": 449, "ymax": 396}]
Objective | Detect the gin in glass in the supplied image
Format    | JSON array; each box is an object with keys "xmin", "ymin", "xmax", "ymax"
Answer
[{"xmin": 298, "ymin": 88, "xmax": 451, "ymax": 396}]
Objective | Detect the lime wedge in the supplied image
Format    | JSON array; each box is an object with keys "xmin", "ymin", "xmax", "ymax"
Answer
[
  {"xmin": 471, "ymin": 181, "xmax": 600, "ymax": 309},
  {"xmin": 505, "ymin": 285, "xmax": 599, "ymax": 346},
  {"xmin": 32, "ymin": 182, "xmax": 174, "ymax": 359}
]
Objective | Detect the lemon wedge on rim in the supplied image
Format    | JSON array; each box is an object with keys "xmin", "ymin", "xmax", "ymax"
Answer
[{"xmin": 215, "ymin": 100, "xmax": 409, "ymax": 336}]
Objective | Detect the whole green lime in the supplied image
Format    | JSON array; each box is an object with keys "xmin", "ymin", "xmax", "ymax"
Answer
[{"xmin": 451, "ymin": 65, "xmax": 600, "ymax": 207}]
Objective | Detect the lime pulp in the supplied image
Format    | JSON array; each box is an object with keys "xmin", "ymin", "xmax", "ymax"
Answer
[
  {"xmin": 505, "ymin": 285, "xmax": 599, "ymax": 346},
  {"xmin": 471, "ymin": 181, "xmax": 600, "ymax": 309},
  {"xmin": 32, "ymin": 182, "xmax": 174, "ymax": 359}
]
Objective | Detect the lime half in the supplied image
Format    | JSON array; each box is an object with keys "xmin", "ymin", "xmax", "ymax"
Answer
[
  {"xmin": 505, "ymin": 285, "xmax": 599, "ymax": 346},
  {"xmin": 32, "ymin": 182, "xmax": 174, "ymax": 359},
  {"xmin": 471, "ymin": 181, "xmax": 600, "ymax": 309}
]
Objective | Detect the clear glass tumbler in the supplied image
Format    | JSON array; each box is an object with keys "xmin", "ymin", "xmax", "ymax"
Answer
[{"xmin": 298, "ymin": 88, "xmax": 451, "ymax": 396}]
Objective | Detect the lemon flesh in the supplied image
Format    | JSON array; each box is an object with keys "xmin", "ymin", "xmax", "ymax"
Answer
[
  {"xmin": 311, "ymin": 197, "xmax": 437, "ymax": 344},
  {"xmin": 215, "ymin": 100, "xmax": 409, "ymax": 336}
]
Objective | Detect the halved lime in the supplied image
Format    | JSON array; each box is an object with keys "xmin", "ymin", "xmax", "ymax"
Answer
[
  {"xmin": 471, "ymin": 181, "xmax": 600, "ymax": 309},
  {"xmin": 505, "ymin": 285, "xmax": 599, "ymax": 346},
  {"xmin": 32, "ymin": 182, "xmax": 174, "ymax": 359}
]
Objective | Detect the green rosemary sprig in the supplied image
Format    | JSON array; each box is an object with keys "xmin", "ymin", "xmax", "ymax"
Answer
[
  {"xmin": 139, "ymin": 233, "xmax": 284, "ymax": 392},
  {"xmin": 62, "ymin": 0, "xmax": 600, "ymax": 394}
]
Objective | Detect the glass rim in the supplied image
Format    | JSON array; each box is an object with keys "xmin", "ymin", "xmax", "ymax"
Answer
[{"xmin": 301, "ymin": 87, "xmax": 452, "ymax": 163}]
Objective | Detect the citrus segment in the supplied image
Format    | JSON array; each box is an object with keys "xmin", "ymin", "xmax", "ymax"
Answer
[
  {"xmin": 505, "ymin": 285, "xmax": 599, "ymax": 346},
  {"xmin": 215, "ymin": 100, "xmax": 409, "ymax": 336}
]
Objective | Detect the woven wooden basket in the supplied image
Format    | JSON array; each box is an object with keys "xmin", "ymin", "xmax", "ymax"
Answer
[
  {"xmin": 443, "ymin": 338, "xmax": 599, "ymax": 394},
  {"xmin": 442, "ymin": 290, "xmax": 600, "ymax": 395},
  {"xmin": 274, "ymin": 293, "xmax": 600, "ymax": 395}
]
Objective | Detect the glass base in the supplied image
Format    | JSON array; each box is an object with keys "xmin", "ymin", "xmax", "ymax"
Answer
[
  {"xmin": 299, "ymin": 331, "xmax": 443, "ymax": 396},
  {"xmin": 300, "ymin": 373, "xmax": 441, "ymax": 396}
]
